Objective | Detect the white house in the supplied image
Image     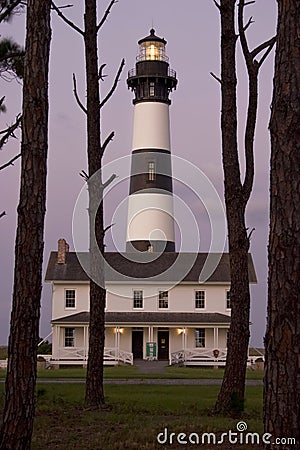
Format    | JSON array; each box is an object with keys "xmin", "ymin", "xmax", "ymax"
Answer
[{"xmin": 45, "ymin": 239, "xmax": 257, "ymax": 366}]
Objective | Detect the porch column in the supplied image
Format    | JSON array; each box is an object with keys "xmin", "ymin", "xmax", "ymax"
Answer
[
  {"xmin": 181, "ymin": 327, "xmax": 186, "ymax": 350},
  {"xmin": 83, "ymin": 325, "xmax": 88, "ymax": 360},
  {"xmin": 114, "ymin": 326, "xmax": 121, "ymax": 358},
  {"xmin": 213, "ymin": 327, "xmax": 219, "ymax": 348},
  {"xmin": 56, "ymin": 325, "xmax": 60, "ymax": 359},
  {"xmin": 114, "ymin": 326, "xmax": 118, "ymax": 355}
]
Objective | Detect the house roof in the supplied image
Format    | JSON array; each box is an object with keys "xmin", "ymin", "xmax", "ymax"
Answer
[
  {"xmin": 52, "ymin": 311, "xmax": 231, "ymax": 325},
  {"xmin": 45, "ymin": 251, "xmax": 257, "ymax": 284}
]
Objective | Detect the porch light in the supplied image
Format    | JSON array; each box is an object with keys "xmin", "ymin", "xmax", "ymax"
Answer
[
  {"xmin": 114, "ymin": 327, "xmax": 124, "ymax": 334},
  {"xmin": 177, "ymin": 328, "xmax": 186, "ymax": 335}
]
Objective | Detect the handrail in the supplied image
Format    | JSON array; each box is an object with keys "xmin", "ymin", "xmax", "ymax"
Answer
[{"xmin": 128, "ymin": 67, "xmax": 176, "ymax": 79}]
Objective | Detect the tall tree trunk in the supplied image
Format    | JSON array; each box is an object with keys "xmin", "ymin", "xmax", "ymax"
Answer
[
  {"xmin": 264, "ymin": 1, "xmax": 300, "ymax": 447},
  {"xmin": 0, "ymin": 1, "xmax": 51, "ymax": 448},
  {"xmin": 84, "ymin": 0, "xmax": 106, "ymax": 408},
  {"xmin": 214, "ymin": 0, "xmax": 251, "ymax": 415}
]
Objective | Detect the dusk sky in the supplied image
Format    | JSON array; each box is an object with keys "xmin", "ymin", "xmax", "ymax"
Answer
[{"xmin": 0, "ymin": 1, "xmax": 277, "ymax": 345}]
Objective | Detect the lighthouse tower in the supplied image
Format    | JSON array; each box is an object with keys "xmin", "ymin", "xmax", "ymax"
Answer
[{"xmin": 126, "ymin": 29, "xmax": 177, "ymax": 252}]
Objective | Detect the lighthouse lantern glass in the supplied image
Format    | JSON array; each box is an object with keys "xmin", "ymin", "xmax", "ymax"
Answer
[{"xmin": 139, "ymin": 41, "xmax": 166, "ymax": 61}]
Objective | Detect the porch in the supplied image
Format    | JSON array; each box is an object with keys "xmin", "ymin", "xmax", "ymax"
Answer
[{"xmin": 50, "ymin": 311, "xmax": 231, "ymax": 367}]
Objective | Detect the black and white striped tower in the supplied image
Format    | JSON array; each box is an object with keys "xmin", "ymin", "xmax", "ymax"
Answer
[{"xmin": 126, "ymin": 29, "xmax": 177, "ymax": 252}]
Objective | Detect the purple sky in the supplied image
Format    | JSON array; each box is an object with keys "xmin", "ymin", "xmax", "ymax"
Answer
[{"xmin": 0, "ymin": 1, "xmax": 277, "ymax": 345}]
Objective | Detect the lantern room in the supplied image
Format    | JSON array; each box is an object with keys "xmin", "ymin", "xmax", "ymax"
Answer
[{"xmin": 137, "ymin": 28, "xmax": 168, "ymax": 62}]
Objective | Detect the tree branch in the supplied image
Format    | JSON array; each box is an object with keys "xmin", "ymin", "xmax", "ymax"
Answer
[
  {"xmin": 100, "ymin": 131, "xmax": 114, "ymax": 158},
  {"xmin": 102, "ymin": 173, "xmax": 117, "ymax": 190},
  {"xmin": 256, "ymin": 37, "xmax": 276, "ymax": 68},
  {"xmin": 210, "ymin": 71, "xmax": 222, "ymax": 84},
  {"xmin": 97, "ymin": 0, "xmax": 118, "ymax": 31},
  {"xmin": 251, "ymin": 36, "xmax": 276, "ymax": 66},
  {"xmin": 51, "ymin": 1, "xmax": 84, "ymax": 36},
  {"xmin": 238, "ymin": 0, "xmax": 275, "ymax": 203},
  {"xmin": 0, "ymin": 153, "xmax": 21, "ymax": 171},
  {"xmin": 243, "ymin": 16, "xmax": 253, "ymax": 33},
  {"xmin": 212, "ymin": 0, "xmax": 220, "ymax": 10},
  {"xmin": 79, "ymin": 170, "xmax": 89, "ymax": 181},
  {"xmin": 98, "ymin": 63, "xmax": 107, "ymax": 81},
  {"xmin": 99, "ymin": 58, "xmax": 125, "ymax": 110},
  {"xmin": 238, "ymin": 0, "xmax": 256, "ymax": 203},
  {"xmin": 103, "ymin": 223, "xmax": 114, "ymax": 235},
  {"xmin": 0, "ymin": 50, "xmax": 25, "ymax": 63},
  {"xmin": 72, "ymin": 73, "xmax": 87, "ymax": 114},
  {"xmin": 0, "ymin": 0, "xmax": 23, "ymax": 22},
  {"xmin": 247, "ymin": 227, "xmax": 255, "ymax": 241},
  {"xmin": 0, "ymin": 114, "xmax": 22, "ymax": 149},
  {"xmin": 238, "ymin": 0, "xmax": 252, "ymax": 68}
]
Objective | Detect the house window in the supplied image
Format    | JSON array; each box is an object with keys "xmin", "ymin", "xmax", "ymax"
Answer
[
  {"xmin": 226, "ymin": 290, "xmax": 231, "ymax": 309},
  {"xmin": 158, "ymin": 291, "xmax": 168, "ymax": 309},
  {"xmin": 133, "ymin": 290, "xmax": 143, "ymax": 309},
  {"xmin": 195, "ymin": 328, "xmax": 205, "ymax": 348},
  {"xmin": 64, "ymin": 328, "xmax": 75, "ymax": 347},
  {"xmin": 148, "ymin": 161, "xmax": 155, "ymax": 181},
  {"xmin": 65, "ymin": 289, "xmax": 75, "ymax": 308},
  {"xmin": 195, "ymin": 290, "xmax": 205, "ymax": 309},
  {"xmin": 149, "ymin": 81, "xmax": 155, "ymax": 96}
]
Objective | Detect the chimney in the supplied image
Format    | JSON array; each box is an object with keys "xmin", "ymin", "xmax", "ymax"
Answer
[{"xmin": 57, "ymin": 238, "xmax": 69, "ymax": 264}]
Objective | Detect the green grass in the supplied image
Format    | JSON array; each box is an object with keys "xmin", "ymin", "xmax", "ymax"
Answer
[
  {"xmin": 0, "ymin": 383, "xmax": 263, "ymax": 449},
  {"xmin": 0, "ymin": 365, "xmax": 263, "ymax": 380}
]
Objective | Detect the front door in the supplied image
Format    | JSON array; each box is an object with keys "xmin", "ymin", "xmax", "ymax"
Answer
[
  {"xmin": 158, "ymin": 330, "xmax": 169, "ymax": 360},
  {"xmin": 132, "ymin": 330, "xmax": 143, "ymax": 359}
]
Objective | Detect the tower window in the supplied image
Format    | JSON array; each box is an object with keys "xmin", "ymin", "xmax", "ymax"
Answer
[
  {"xmin": 148, "ymin": 161, "xmax": 155, "ymax": 181},
  {"xmin": 65, "ymin": 289, "xmax": 76, "ymax": 308},
  {"xmin": 133, "ymin": 290, "xmax": 143, "ymax": 309},
  {"xmin": 149, "ymin": 81, "xmax": 155, "ymax": 96},
  {"xmin": 195, "ymin": 290, "xmax": 205, "ymax": 309},
  {"xmin": 158, "ymin": 291, "xmax": 169, "ymax": 309}
]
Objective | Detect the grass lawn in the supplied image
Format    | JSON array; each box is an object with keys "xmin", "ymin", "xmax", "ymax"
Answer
[
  {"xmin": 0, "ymin": 383, "xmax": 263, "ymax": 449},
  {"xmin": 0, "ymin": 365, "xmax": 263, "ymax": 380}
]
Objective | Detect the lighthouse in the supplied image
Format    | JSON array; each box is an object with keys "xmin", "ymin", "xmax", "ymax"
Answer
[{"xmin": 126, "ymin": 29, "xmax": 178, "ymax": 252}]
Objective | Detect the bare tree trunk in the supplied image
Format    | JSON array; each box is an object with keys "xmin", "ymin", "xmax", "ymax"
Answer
[
  {"xmin": 264, "ymin": 1, "xmax": 300, "ymax": 447},
  {"xmin": 51, "ymin": 0, "xmax": 123, "ymax": 409},
  {"xmin": 213, "ymin": 0, "xmax": 275, "ymax": 415},
  {"xmin": 213, "ymin": 1, "xmax": 250, "ymax": 416},
  {"xmin": 84, "ymin": 0, "xmax": 106, "ymax": 408},
  {"xmin": 0, "ymin": 1, "xmax": 51, "ymax": 448}
]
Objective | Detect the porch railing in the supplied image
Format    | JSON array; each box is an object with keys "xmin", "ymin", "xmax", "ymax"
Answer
[
  {"xmin": 170, "ymin": 348, "xmax": 227, "ymax": 366},
  {"xmin": 104, "ymin": 347, "xmax": 133, "ymax": 365},
  {"xmin": 52, "ymin": 347, "xmax": 133, "ymax": 366}
]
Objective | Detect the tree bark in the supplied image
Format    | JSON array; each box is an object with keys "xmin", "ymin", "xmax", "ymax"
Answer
[
  {"xmin": 84, "ymin": 0, "xmax": 106, "ymax": 408},
  {"xmin": 0, "ymin": 1, "xmax": 51, "ymax": 448},
  {"xmin": 214, "ymin": 0, "xmax": 251, "ymax": 415},
  {"xmin": 264, "ymin": 1, "xmax": 300, "ymax": 447}
]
